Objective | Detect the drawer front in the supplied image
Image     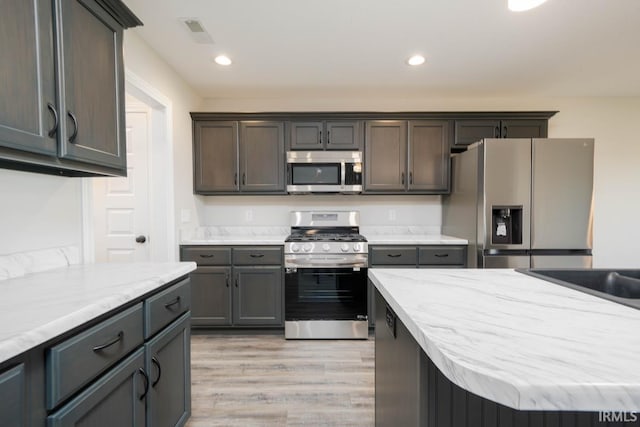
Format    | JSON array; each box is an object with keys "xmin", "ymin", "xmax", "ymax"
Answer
[
  {"xmin": 180, "ymin": 247, "xmax": 231, "ymax": 265},
  {"xmin": 370, "ymin": 247, "xmax": 417, "ymax": 266},
  {"xmin": 419, "ymin": 246, "xmax": 466, "ymax": 265},
  {"xmin": 232, "ymin": 247, "xmax": 282, "ymax": 265},
  {"xmin": 46, "ymin": 303, "xmax": 144, "ymax": 410},
  {"xmin": 145, "ymin": 278, "xmax": 191, "ymax": 339}
]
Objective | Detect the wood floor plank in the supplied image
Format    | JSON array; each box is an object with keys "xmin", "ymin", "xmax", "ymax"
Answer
[{"xmin": 187, "ymin": 334, "xmax": 374, "ymax": 426}]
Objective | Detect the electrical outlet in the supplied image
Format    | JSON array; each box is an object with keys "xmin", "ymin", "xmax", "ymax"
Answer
[
  {"xmin": 245, "ymin": 210, "xmax": 253, "ymax": 222},
  {"xmin": 180, "ymin": 209, "xmax": 191, "ymax": 224},
  {"xmin": 388, "ymin": 209, "xmax": 396, "ymax": 221}
]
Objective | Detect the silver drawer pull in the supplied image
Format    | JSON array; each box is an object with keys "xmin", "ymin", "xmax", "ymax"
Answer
[
  {"xmin": 92, "ymin": 331, "xmax": 123, "ymax": 352},
  {"xmin": 434, "ymin": 253, "xmax": 449, "ymax": 258},
  {"xmin": 164, "ymin": 296, "xmax": 181, "ymax": 309}
]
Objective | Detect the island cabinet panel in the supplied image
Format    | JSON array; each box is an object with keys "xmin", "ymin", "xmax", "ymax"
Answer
[
  {"xmin": 0, "ymin": 364, "xmax": 26, "ymax": 427},
  {"xmin": 374, "ymin": 289, "xmax": 640, "ymax": 427}
]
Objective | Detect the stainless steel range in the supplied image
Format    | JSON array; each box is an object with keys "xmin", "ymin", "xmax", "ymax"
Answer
[{"xmin": 284, "ymin": 211, "xmax": 369, "ymax": 339}]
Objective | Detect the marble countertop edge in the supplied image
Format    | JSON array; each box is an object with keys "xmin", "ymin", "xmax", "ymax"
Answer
[{"xmin": 369, "ymin": 269, "xmax": 640, "ymax": 411}]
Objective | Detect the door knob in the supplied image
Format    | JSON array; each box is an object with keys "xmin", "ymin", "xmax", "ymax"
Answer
[{"xmin": 135, "ymin": 235, "xmax": 147, "ymax": 244}]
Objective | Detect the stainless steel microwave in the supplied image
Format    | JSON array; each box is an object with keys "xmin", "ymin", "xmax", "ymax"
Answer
[{"xmin": 286, "ymin": 151, "xmax": 363, "ymax": 193}]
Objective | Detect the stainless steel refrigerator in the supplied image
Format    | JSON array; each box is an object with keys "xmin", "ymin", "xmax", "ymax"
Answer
[{"xmin": 443, "ymin": 138, "xmax": 594, "ymax": 268}]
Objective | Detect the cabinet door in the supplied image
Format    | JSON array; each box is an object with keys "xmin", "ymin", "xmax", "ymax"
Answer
[
  {"xmin": 408, "ymin": 120, "xmax": 450, "ymax": 192},
  {"xmin": 193, "ymin": 121, "xmax": 239, "ymax": 193},
  {"xmin": 453, "ymin": 119, "xmax": 500, "ymax": 149},
  {"xmin": 0, "ymin": 364, "xmax": 25, "ymax": 427},
  {"xmin": 364, "ymin": 120, "xmax": 407, "ymax": 192},
  {"xmin": 57, "ymin": 0, "xmax": 126, "ymax": 171},
  {"xmin": 189, "ymin": 267, "xmax": 232, "ymax": 326},
  {"xmin": 289, "ymin": 122, "xmax": 323, "ymax": 150},
  {"xmin": 47, "ymin": 348, "xmax": 146, "ymax": 427},
  {"xmin": 233, "ymin": 266, "xmax": 283, "ymax": 326},
  {"xmin": 326, "ymin": 121, "xmax": 362, "ymax": 150},
  {"xmin": 145, "ymin": 313, "xmax": 191, "ymax": 427},
  {"xmin": 239, "ymin": 121, "xmax": 285, "ymax": 192},
  {"xmin": 500, "ymin": 119, "xmax": 548, "ymax": 139},
  {"xmin": 0, "ymin": 0, "xmax": 57, "ymax": 156}
]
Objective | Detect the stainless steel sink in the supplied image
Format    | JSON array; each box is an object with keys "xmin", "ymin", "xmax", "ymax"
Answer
[{"xmin": 518, "ymin": 268, "xmax": 640, "ymax": 310}]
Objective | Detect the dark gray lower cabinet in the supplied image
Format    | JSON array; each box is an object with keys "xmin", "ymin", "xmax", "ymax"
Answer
[
  {"xmin": 190, "ymin": 267, "xmax": 232, "ymax": 326},
  {"xmin": 145, "ymin": 313, "xmax": 191, "ymax": 427},
  {"xmin": 0, "ymin": 364, "xmax": 26, "ymax": 427},
  {"xmin": 47, "ymin": 348, "xmax": 146, "ymax": 427},
  {"xmin": 374, "ymin": 290, "xmax": 640, "ymax": 427},
  {"xmin": 233, "ymin": 266, "xmax": 283, "ymax": 325}
]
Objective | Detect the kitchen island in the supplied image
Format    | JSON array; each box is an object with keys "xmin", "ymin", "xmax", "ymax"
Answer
[{"xmin": 369, "ymin": 268, "xmax": 640, "ymax": 426}]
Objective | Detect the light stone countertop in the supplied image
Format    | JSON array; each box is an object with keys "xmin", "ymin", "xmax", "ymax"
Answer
[
  {"xmin": 369, "ymin": 268, "xmax": 640, "ymax": 411},
  {"xmin": 0, "ymin": 262, "xmax": 196, "ymax": 364},
  {"xmin": 364, "ymin": 234, "xmax": 467, "ymax": 245}
]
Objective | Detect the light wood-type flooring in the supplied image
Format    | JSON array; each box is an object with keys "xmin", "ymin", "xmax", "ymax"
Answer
[{"xmin": 186, "ymin": 334, "xmax": 375, "ymax": 427}]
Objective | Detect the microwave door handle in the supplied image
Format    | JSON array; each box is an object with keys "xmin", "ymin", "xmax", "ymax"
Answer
[{"xmin": 341, "ymin": 161, "xmax": 346, "ymax": 187}]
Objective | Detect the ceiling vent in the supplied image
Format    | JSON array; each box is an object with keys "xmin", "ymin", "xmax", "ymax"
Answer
[{"xmin": 179, "ymin": 18, "xmax": 214, "ymax": 44}]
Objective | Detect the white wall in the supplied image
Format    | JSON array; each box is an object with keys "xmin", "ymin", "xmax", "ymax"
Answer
[
  {"xmin": 199, "ymin": 195, "xmax": 441, "ymax": 228},
  {"xmin": 0, "ymin": 169, "xmax": 82, "ymax": 255}
]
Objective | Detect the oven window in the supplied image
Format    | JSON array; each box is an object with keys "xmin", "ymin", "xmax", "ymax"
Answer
[
  {"xmin": 291, "ymin": 163, "xmax": 340, "ymax": 185},
  {"xmin": 285, "ymin": 268, "xmax": 367, "ymax": 321}
]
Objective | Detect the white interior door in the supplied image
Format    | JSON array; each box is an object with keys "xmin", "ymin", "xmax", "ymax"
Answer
[{"xmin": 93, "ymin": 96, "xmax": 150, "ymax": 262}]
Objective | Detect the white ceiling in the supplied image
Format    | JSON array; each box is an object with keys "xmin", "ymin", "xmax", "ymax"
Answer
[{"xmin": 122, "ymin": 0, "xmax": 640, "ymax": 99}]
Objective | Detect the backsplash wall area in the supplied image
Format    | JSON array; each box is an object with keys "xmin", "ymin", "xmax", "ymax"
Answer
[{"xmin": 196, "ymin": 195, "xmax": 441, "ymax": 229}]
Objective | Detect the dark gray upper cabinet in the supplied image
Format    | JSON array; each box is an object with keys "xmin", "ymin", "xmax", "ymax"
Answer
[
  {"xmin": 364, "ymin": 120, "xmax": 450, "ymax": 194},
  {"xmin": 454, "ymin": 118, "xmax": 548, "ymax": 149},
  {"xmin": 364, "ymin": 120, "xmax": 407, "ymax": 192},
  {"xmin": 289, "ymin": 120, "xmax": 362, "ymax": 150},
  {"xmin": 239, "ymin": 121, "xmax": 285, "ymax": 192},
  {"xmin": 193, "ymin": 121, "xmax": 239, "ymax": 193},
  {"xmin": 408, "ymin": 120, "xmax": 450, "ymax": 192},
  {"xmin": 0, "ymin": 0, "xmax": 141, "ymax": 176},
  {"xmin": 194, "ymin": 121, "xmax": 285, "ymax": 194},
  {"xmin": 57, "ymin": 0, "xmax": 126, "ymax": 170},
  {"xmin": 0, "ymin": 0, "xmax": 57, "ymax": 156}
]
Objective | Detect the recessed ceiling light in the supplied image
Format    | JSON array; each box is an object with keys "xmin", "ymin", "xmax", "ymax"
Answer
[
  {"xmin": 508, "ymin": 0, "xmax": 549, "ymax": 12},
  {"xmin": 214, "ymin": 55, "xmax": 232, "ymax": 66},
  {"xmin": 407, "ymin": 55, "xmax": 426, "ymax": 66}
]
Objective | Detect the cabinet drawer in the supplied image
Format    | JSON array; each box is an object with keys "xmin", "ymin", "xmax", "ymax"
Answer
[
  {"xmin": 233, "ymin": 247, "xmax": 282, "ymax": 265},
  {"xmin": 46, "ymin": 303, "xmax": 144, "ymax": 410},
  {"xmin": 419, "ymin": 246, "xmax": 466, "ymax": 265},
  {"xmin": 181, "ymin": 247, "xmax": 231, "ymax": 265},
  {"xmin": 370, "ymin": 247, "xmax": 417, "ymax": 266},
  {"xmin": 145, "ymin": 279, "xmax": 191, "ymax": 339}
]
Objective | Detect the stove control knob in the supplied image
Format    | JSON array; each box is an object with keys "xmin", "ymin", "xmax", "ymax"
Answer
[
  {"xmin": 322, "ymin": 243, "xmax": 331, "ymax": 252},
  {"xmin": 353, "ymin": 243, "xmax": 363, "ymax": 252},
  {"xmin": 303, "ymin": 243, "xmax": 313, "ymax": 252},
  {"xmin": 290, "ymin": 243, "xmax": 300, "ymax": 253},
  {"xmin": 340, "ymin": 243, "xmax": 350, "ymax": 252}
]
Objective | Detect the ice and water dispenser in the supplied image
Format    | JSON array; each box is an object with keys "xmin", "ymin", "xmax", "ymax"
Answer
[{"xmin": 491, "ymin": 206, "xmax": 523, "ymax": 244}]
